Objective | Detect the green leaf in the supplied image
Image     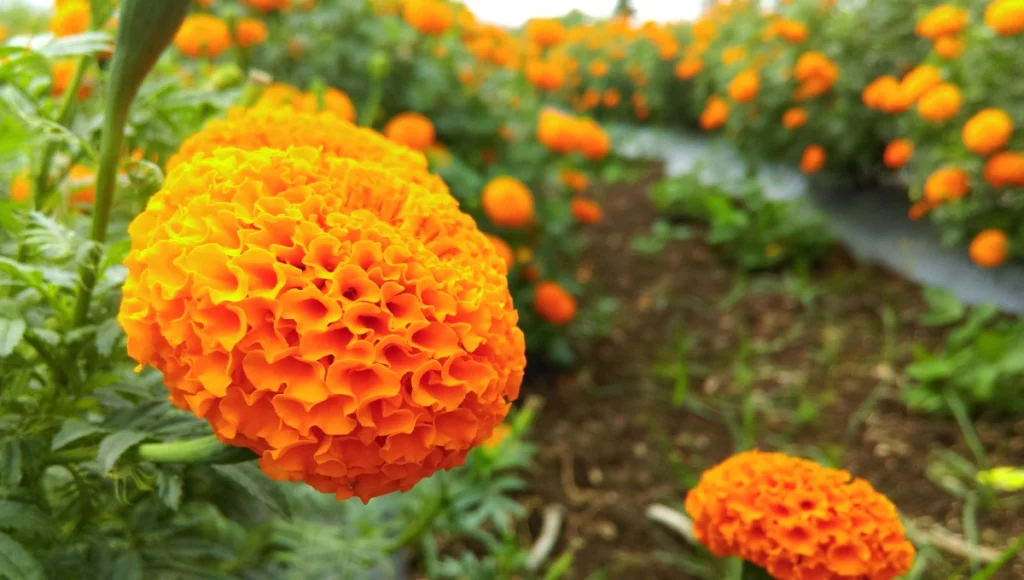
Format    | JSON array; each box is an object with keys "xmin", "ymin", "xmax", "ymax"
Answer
[
  {"xmin": 94, "ymin": 318, "xmax": 123, "ymax": 357},
  {"xmin": 0, "ymin": 532, "xmax": 44, "ymax": 580},
  {"xmin": 968, "ymin": 535, "xmax": 1024, "ymax": 580},
  {"xmin": 0, "ymin": 501, "xmax": 57, "ymax": 539},
  {"xmin": 111, "ymin": 550, "xmax": 144, "ymax": 580},
  {"xmin": 0, "ymin": 442, "xmax": 23, "ymax": 488},
  {"xmin": 212, "ymin": 464, "xmax": 291, "ymax": 518},
  {"xmin": 920, "ymin": 288, "xmax": 966, "ymax": 327},
  {"xmin": 0, "ymin": 319, "xmax": 26, "ymax": 357},
  {"xmin": 51, "ymin": 420, "xmax": 105, "ymax": 451},
  {"xmin": 157, "ymin": 471, "xmax": 182, "ymax": 511},
  {"xmin": 97, "ymin": 430, "xmax": 148, "ymax": 474},
  {"xmin": 38, "ymin": 32, "xmax": 115, "ymax": 59}
]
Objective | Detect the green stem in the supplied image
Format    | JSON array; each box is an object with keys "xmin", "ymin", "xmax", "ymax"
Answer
[
  {"xmin": 358, "ymin": 81, "xmax": 383, "ymax": 127},
  {"xmin": 33, "ymin": 55, "xmax": 89, "ymax": 211},
  {"xmin": 383, "ymin": 481, "xmax": 446, "ymax": 554},
  {"xmin": 137, "ymin": 435, "xmax": 256, "ymax": 464}
]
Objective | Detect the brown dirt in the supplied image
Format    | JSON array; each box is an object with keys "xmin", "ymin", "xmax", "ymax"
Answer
[{"xmin": 517, "ymin": 162, "xmax": 1024, "ymax": 579}]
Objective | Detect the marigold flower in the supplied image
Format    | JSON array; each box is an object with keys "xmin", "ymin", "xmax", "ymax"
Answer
[
  {"xmin": 602, "ymin": 88, "xmax": 621, "ymax": 108},
  {"xmin": 924, "ymin": 167, "xmax": 969, "ymax": 204},
  {"xmin": 484, "ymin": 234, "xmax": 514, "ymax": 272},
  {"xmin": 526, "ymin": 60, "xmax": 565, "ymax": 91},
  {"xmin": 533, "ymin": 281, "xmax": 576, "ymax": 325},
  {"xmin": 482, "ymin": 177, "xmax": 534, "ymax": 228},
  {"xmin": 526, "ymin": 18, "xmax": 566, "ymax": 48},
  {"xmin": 9, "ymin": 174, "xmax": 30, "ymax": 203},
  {"xmin": 908, "ymin": 200, "xmax": 932, "ymax": 221},
  {"xmin": 236, "ymin": 18, "xmax": 268, "ymax": 48},
  {"xmin": 782, "ymin": 107, "xmax": 807, "ymax": 129},
  {"xmin": 384, "ymin": 112, "xmax": 436, "ymax": 152},
  {"xmin": 728, "ymin": 69, "xmax": 759, "ymax": 103},
  {"xmin": 970, "ymin": 230, "xmax": 1009, "ymax": 268},
  {"xmin": 772, "ymin": 19, "xmax": 807, "ymax": 43},
  {"xmin": 686, "ymin": 451, "xmax": 915, "ymax": 580},
  {"xmin": 675, "ymin": 58, "xmax": 703, "ymax": 79},
  {"xmin": 934, "ymin": 35, "xmax": 964, "ymax": 59},
  {"xmin": 537, "ymin": 108, "xmax": 579, "ymax": 154},
  {"xmin": 917, "ymin": 83, "xmax": 961, "ymax": 123},
  {"xmin": 242, "ymin": 0, "xmax": 291, "ymax": 12},
  {"xmin": 120, "ymin": 145, "xmax": 525, "ymax": 503},
  {"xmin": 174, "ymin": 14, "xmax": 232, "ymax": 59},
  {"xmin": 570, "ymin": 197, "xmax": 602, "ymax": 224},
  {"xmin": 915, "ymin": 5, "xmax": 969, "ymax": 40},
  {"xmin": 721, "ymin": 45, "xmax": 747, "ymax": 66},
  {"xmin": 986, "ymin": 0, "xmax": 1024, "ymax": 36},
  {"xmin": 700, "ymin": 95, "xmax": 729, "ymax": 130},
  {"xmin": 403, "ymin": 0, "xmax": 453, "ymax": 36},
  {"xmin": 862, "ymin": 75, "xmax": 900, "ymax": 110},
  {"xmin": 577, "ymin": 118, "xmax": 611, "ymax": 161},
  {"xmin": 50, "ymin": 0, "xmax": 89, "ymax": 38},
  {"xmin": 883, "ymin": 139, "xmax": 914, "ymax": 169},
  {"xmin": 588, "ymin": 59, "xmax": 609, "ymax": 78},
  {"xmin": 800, "ymin": 145, "xmax": 826, "ymax": 174},
  {"xmin": 984, "ymin": 151, "xmax": 1024, "ymax": 188},
  {"xmin": 52, "ymin": 59, "xmax": 92, "ymax": 99},
  {"xmin": 962, "ymin": 109, "xmax": 1013, "ymax": 156},
  {"xmin": 560, "ymin": 169, "xmax": 588, "ymax": 192},
  {"xmin": 900, "ymin": 65, "xmax": 942, "ymax": 103}
]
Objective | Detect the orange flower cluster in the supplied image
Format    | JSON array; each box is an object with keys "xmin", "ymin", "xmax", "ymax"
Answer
[
  {"xmin": 793, "ymin": 51, "xmax": 839, "ymax": 100},
  {"xmin": 526, "ymin": 18, "xmax": 566, "ymax": 48},
  {"xmin": 254, "ymin": 83, "xmax": 357, "ymax": 123},
  {"xmin": 537, "ymin": 108, "xmax": 611, "ymax": 160},
  {"xmin": 403, "ymin": 0, "xmax": 453, "ymax": 36},
  {"xmin": 686, "ymin": 451, "xmax": 915, "ymax": 580},
  {"xmin": 384, "ymin": 112, "xmax": 436, "ymax": 152},
  {"xmin": 481, "ymin": 177, "xmax": 535, "ymax": 228},
  {"xmin": 50, "ymin": 0, "xmax": 89, "ymax": 37},
  {"xmin": 120, "ymin": 116, "xmax": 526, "ymax": 503},
  {"xmin": 174, "ymin": 14, "xmax": 232, "ymax": 59},
  {"xmin": 533, "ymin": 281, "xmax": 576, "ymax": 325},
  {"xmin": 526, "ymin": 59, "xmax": 566, "ymax": 91}
]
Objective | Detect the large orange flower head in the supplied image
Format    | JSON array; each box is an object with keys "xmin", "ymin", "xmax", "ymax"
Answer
[
  {"xmin": 50, "ymin": 0, "xmax": 89, "ymax": 37},
  {"xmin": 986, "ymin": 0, "xmax": 1024, "ymax": 36},
  {"xmin": 482, "ymin": 176, "xmax": 535, "ymax": 228},
  {"xmin": 174, "ymin": 14, "xmax": 232, "ymax": 59},
  {"xmin": 915, "ymin": 5, "xmax": 969, "ymax": 39},
  {"xmin": 962, "ymin": 108, "xmax": 1013, "ymax": 155},
  {"xmin": 686, "ymin": 451, "xmax": 915, "ymax": 580},
  {"xmin": 526, "ymin": 18, "xmax": 566, "ymax": 48},
  {"xmin": 403, "ymin": 0, "xmax": 453, "ymax": 36},
  {"xmin": 384, "ymin": 112, "xmax": 436, "ymax": 152},
  {"xmin": 119, "ymin": 142, "xmax": 526, "ymax": 504}
]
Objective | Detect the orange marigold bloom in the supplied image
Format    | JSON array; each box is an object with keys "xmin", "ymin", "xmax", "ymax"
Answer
[
  {"xmin": 588, "ymin": 59, "xmax": 609, "ymax": 78},
  {"xmin": 52, "ymin": 59, "xmax": 92, "ymax": 99},
  {"xmin": 700, "ymin": 96, "xmax": 729, "ymax": 130},
  {"xmin": 120, "ymin": 143, "xmax": 525, "ymax": 504},
  {"xmin": 403, "ymin": 0, "xmax": 453, "ymax": 36},
  {"xmin": 986, "ymin": 0, "xmax": 1024, "ymax": 36},
  {"xmin": 538, "ymin": 108, "xmax": 579, "ymax": 154},
  {"xmin": 915, "ymin": 5, "xmax": 969, "ymax": 40},
  {"xmin": 526, "ymin": 60, "xmax": 565, "ymax": 91},
  {"xmin": 526, "ymin": 18, "xmax": 566, "ymax": 48},
  {"xmin": 794, "ymin": 51, "xmax": 839, "ymax": 98},
  {"xmin": 984, "ymin": 151, "xmax": 1024, "ymax": 188},
  {"xmin": 782, "ymin": 107, "xmax": 807, "ymax": 129},
  {"xmin": 577, "ymin": 118, "xmax": 611, "ymax": 161},
  {"xmin": 582, "ymin": 89, "xmax": 601, "ymax": 110},
  {"xmin": 924, "ymin": 167, "xmax": 969, "ymax": 204},
  {"xmin": 721, "ymin": 45, "xmax": 747, "ymax": 66},
  {"xmin": 962, "ymin": 108, "xmax": 1013, "ymax": 156},
  {"xmin": 772, "ymin": 19, "xmax": 808, "ymax": 43},
  {"xmin": 728, "ymin": 69, "xmax": 759, "ymax": 103},
  {"xmin": 908, "ymin": 200, "xmax": 932, "ymax": 221},
  {"xmin": 482, "ymin": 177, "xmax": 534, "ymax": 228},
  {"xmin": 970, "ymin": 230, "xmax": 1009, "ymax": 268},
  {"xmin": 686, "ymin": 451, "xmax": 915, "ymax": 580},
  {"xmin": 50, "ymin": 0, "xmax": 89, "ymax": 38},
  {"xmin": 485, "ymin": 234, "xmax": 514, "ymax": 272},
  {"xmin": 9, "ymin": 174, "xmax": 30, "ymax": 203},
  {"xmin": 236, "ymin": 18, "xmax": 268, "ymax": 48},
  {"xmin": 800, "ymin": 145, "xmax": 826, "ymax": 174},
  {"xmin": 560, "ymin": 169, "xmax": 588, "ymax": 192},
  {"xmin": 242, "ymin": 0, "xmax": 292, "ymax": 11},
  {"xmin": 917, "ymin": 83, "xmax": 961, "ymax": 123},
  {"xmin": 883, "ymin": 139, "xmax": 914, "ymax": 169},
  {"xmin": 934, "ymin": 35, "xmax": 964, "ymax": 59},
  {"xmin": 863, "ymin": 75, "xmax": 904, "ymax": 112},
  {"xmin": 533, "ymin": 281, "xmax": 576, "ymax": 325},
  {"xmin": 603, "ymin": 88, "xmax": 621, "ymax": 108},
  {"xmin": 384, "ymin": 112, "xmax": 436, "ymax": 152},
  {"xmin": 570, "ymin": 197, "xmax": 602, "ymax": 224},
  {"xmin": 174, "ymin": 14, "xmax": 232, "ymax": 59},
  {"xmin": 675, "ymin": 58, "xmax": 703, "ymax": 79},
  {"xmin": 900, "ymin": 65, "xmax": 942, "ymax": 104}
]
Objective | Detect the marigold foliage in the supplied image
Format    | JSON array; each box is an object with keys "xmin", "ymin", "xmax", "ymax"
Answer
[
  {"xmin": 120, "ymin": 138, "xmax": 525, "ymax": 503},
  {"xmin": 686, "ymin": 451, "xmax": 915, "ymax": 580}
]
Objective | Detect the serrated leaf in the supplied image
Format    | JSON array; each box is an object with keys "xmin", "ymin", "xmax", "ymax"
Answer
[
  {"xmin": 51, "ymin": 420, "xmax": 105, "ymax": 451},
  {"xmin": 0, "ymin": 501, "xmax": 57, "ymax": 539},
  {"xmin": 97, "ymin": 430, "xmax": 148, "ymax": 474},
  {"xmin": 0, "ymin": 532, "xmax": 44, "ymax": 580},
  {"xmin": 0, "ymin": 318, "xmax": 26, "ymax": 357},
  {"xmin": 212, "ymin": 464, "xmax": 291, "ymax": 517}
]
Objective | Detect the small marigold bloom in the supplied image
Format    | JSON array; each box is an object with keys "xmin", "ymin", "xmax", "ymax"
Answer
[
  {"xmin": 120, "ymin": 145, "xmax": 525, "ymax": 503},
  {"xmin": 962, "ymin": 108, "xmax": 1013, "ymax": 156},
  {"xmin": 915, "ymin": 4, "xmax": 969, "ymax": 40},
  {"xmin": 602, "ymin": 88, "xmax": 621, "ymax": 108},
  {"xmin": 924, "ymin": 167, "xmax": 970, "ymax": 204},
  {"xmin": 728, "ymin": 69, "xmax": 759, "ymax": 103},
  {"xmin": 560, "ymin": 169, "xmax": 588, "ymax": 192},
  {"xmin": 700, "ymin": 96, "xmax": 729, "ymax": 130},
  {"xmin": 235, "ymin": 18, "xmax": 268, "ymax": 48},
  {"xmin": 883, "ymin": 139, "xmax": 914, "ymax": 169},
  {"xmin": 570, "ymin": 197, "xmax": 602, "ymax": 224},
  {"xmin": 984, "ymin": 151, "xmax": 1024, "ymax": 188},
  {"xmin": 721, "ymin": 45, "xmax": 747, "ymax": 66},
  {"xmin": 67, "ymin": 164, "xmax": 94, "ymax": 205},
  {"xmin": 675, "ymin": 58, "xmax": 703, "ymax": 79},
  {"xmin": 482, "ymin": 177, "xmax": 534, "ymax": 228},
  {"xmin": 174, "ymin": 14, "xmax": 232, "ymax": 59},
  {"xmin": 526, "ymin": 18, "xmax": 566, "ymax": 48},
  {"xmin": 9, "ymin": 174, "xmax": 30, "ymax": 203},
  {"xmin": 793, "ymin": 51, "xmax": 839, "ymax": 98},
  {"xmin": 403, "ymin": 0, "xmax": 453, "ymax": 36},
  {"xmin": 526, "ymin": 59, "xmax": 565, "ymax": 91},
  {"xmin": 50, "ymin": 0, "xmax": 89, "ymax": 38},
  {"xmin": 900, "ymin": 65, "xmax": 942, "ymax": 103},
  {"xmin": 862, "ymin": 75, "xmax": 900, "ymax": 110},
  {"xmin": 577, "ymin": 118, "xmax": 611, "ymax": 161},
  {"xmin": 242, "ymin": 0, "xmax": 291, "ymax": 12},
  {"xmin": 484, "ymin": 234, "xmax": 514, "ymax": 272},
  {"xmin": 588, "ymin": 59, "xmax": 609, "ymax": 78},
  {"xmin": 772, "ymin": 19, "xmax": 808, "ymax": 43},
  {"xmin": 970, "ymin": 230, "xmax": 1009, "ymax": 268},
  {"xmin": 800, "ymin": 145, "xmax": 826, "ymax": 174},
  {"xmin": 582, "ymin": 89, "xmax": 601, "ymax": 110},
  {"xmin": 52, "ymin": 59, "xmax": 92, "ymax": 99},
  {"xmin": 934, "ymin": 35, "xmax": 964, "ymax": 59},
  {"xmin": 917, "ymin": 83, "xmax": 961, "ymax": 123},
  {"xmin": 908, "ymin": 200, "xmax": 932, "ymax": 221},
  {"xmin": 686, "ymin": 451, "xmax": 915, "ymax": 580},
  {"xmin": 782, "ymin": 107, "xmax": 807, "ymax": 129},
  {"xmin": 986, "ymin": 0, "xmax": 1024, "ymax": 36},
  {"xmin": 533, "ymin": 281, "xmax": 576, "ymax": 325},
  {"xmin": 384, "ymin": 112, "xmax": 436, "ymax": 152},
  {"xmin": 537, "ymin": 108, "xmax": 579, "ymax": 154}
]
